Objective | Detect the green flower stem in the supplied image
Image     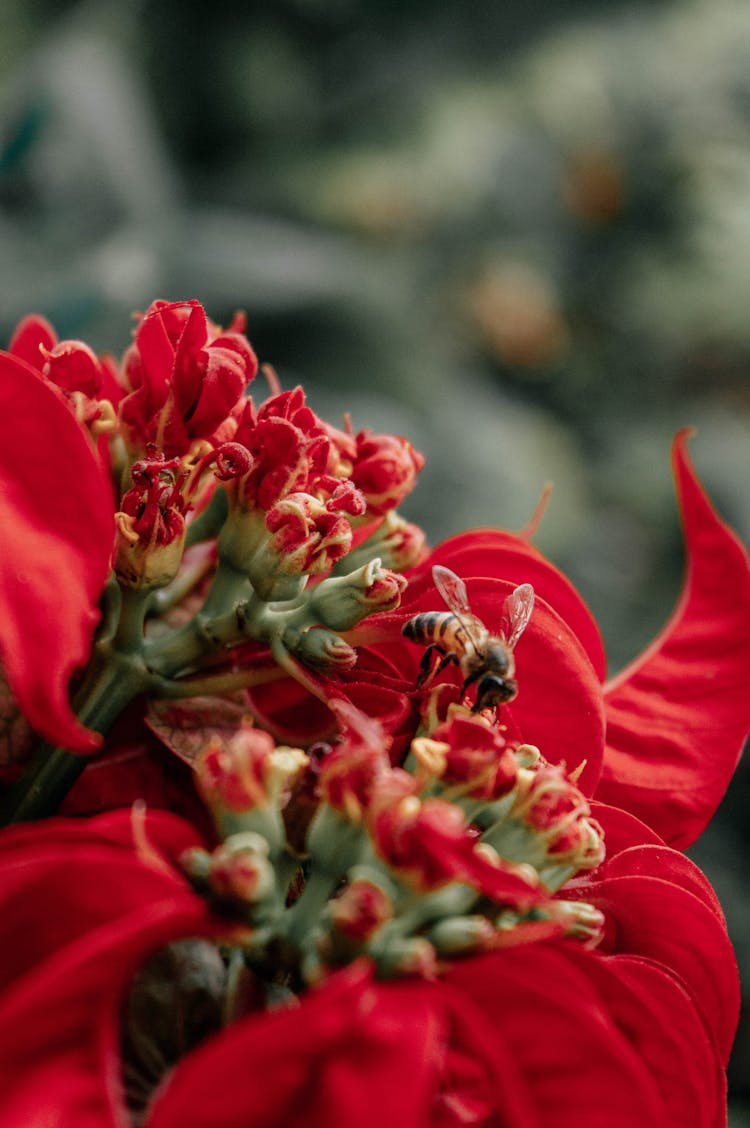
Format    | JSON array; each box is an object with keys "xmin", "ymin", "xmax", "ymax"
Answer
[
  {"xmin": 144, "ymin": 562, "xmax": 251, "ymax": 676},
  {"xmin": 0, "ymin": 650, "xmax": 151, "ymax": 825},
  {"xmin": 114, "ymin": 586, "xmax": 152, "ymax": 655},
  {"xmin": 151, "ymin": 664, "xmax": 286, "ymax": 700},
  {"xmin": 281, "ymin": 868, "xmax": 343, "ymax": 950},
  {"xmin": 147, "ymin": 552, "xmax": 215, "ymax": 616}
]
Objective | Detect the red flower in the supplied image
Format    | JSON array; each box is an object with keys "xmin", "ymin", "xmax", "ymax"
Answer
[
  {"xmin": 225, "ymin": 387, "xmax": 331, "ymax": 510},
  {"xmin": 0, "ymin": 305, "xmax": 747, "ymax": 1125},
  {"xmin": 119, "ymin": 300, "xmax": 257, "ymax": 457},
  {"xmin": 0, "ymin": 805, "xmax": 735, "ymax": 1126},
  {"xmin": 350, "ymin": 429, "xmax": 426, "ymax": 516}
]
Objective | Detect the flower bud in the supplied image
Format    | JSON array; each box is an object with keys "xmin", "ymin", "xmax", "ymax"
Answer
[
  {"xmin": 411, "ymin": 710, "xmax": 518, "ymax": 800},
  {"xmin": 425, "ymin": 914, "xmax": 498, "ymax": 955},
  {"xmin": 265, "ymin": 492, "xmax": 354, "ymax": 575},
  {"xmin": 291, "ymin": 628, "xmax": 358, "ymax": 673},
  {"xmin": 351, "ymin": 431, "xmax": 425, "ymax": 517},
  {"xmin": 114, "ymin": 456, "xmax": 188, "ymax": 589},
  {"xmin": 207, "ymin": 832, "xmax": 276, "ymax": 905},
  {"xmin": 114, "ymin": 513, "xmax": 186, "ymax": 589},
  {"xmin": 548, "ymin": 899, "xmax": 606, "ymax": 947},
  {"xmin": 330, "ymin": 879, "xmax": 393, "ymax": 942},
  {"xmin": 375, "ymin": 936, "xmax": 438, "ymax": 980},
  {"xmin": 306, "ymin": 558, "xmax": 407, "ymax": 632},
  {"xmin": 196, "ymin": 725, "xmax": 307, "ymax": 818},
  {"xmin": 480, "ymin": 758, "xmax": 606, "ymax": 892}
]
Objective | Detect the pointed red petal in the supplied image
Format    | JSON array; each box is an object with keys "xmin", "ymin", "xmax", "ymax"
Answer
[
  {"xmin": 8, "ymin": 313, "xmax": 57, "ymax": 371},
  {"xmin": 561, "ymin": 949, "xmax": 723, "ymax": 1128},
  {"xmin": 0, "ymin": 352, "xmax": 114, "ymax": 751},
  {"xmin": 598, "ymin": 431, "xmax": 750, "ymax": 847}
]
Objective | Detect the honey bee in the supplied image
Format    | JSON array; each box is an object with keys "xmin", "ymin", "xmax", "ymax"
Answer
[{"xmin": 402, "ymin": 565, "xmax": 534, "ymax": 711}]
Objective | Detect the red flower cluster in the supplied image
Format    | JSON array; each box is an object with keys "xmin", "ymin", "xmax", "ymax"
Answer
[
  {"xmin": 1, "ymin": 301, "xmax": 749, "ymax": 1127},
  {"xmin": 119, "ymin": 299, "xmax": 257, "ymax": 457}
]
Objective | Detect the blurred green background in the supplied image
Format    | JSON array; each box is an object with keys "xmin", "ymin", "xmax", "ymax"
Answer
[{"xmin": 2, "ymin": 0, "xmax": 749, "ymax": 1115}]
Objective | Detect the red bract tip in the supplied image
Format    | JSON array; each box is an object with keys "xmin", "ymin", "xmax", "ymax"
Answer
[
  {"xmin": 598, "ymin": 430, "xmax": 750, "ymax": 847},
  {"xmin": 0, "ymin": 352, "xmax": 115, "ymax": 751}
]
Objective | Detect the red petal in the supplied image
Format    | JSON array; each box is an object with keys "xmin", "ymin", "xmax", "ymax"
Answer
[
  {"xmin": 561, "ymin": 948, "xmax": 723, "ymax": 1127},
  {"xmin": 148, "ymin": 964, "xmax": 445, "ymax": 1128},
  {"xmin": 572, "ymin": 871, "xmax": 739, "ymax": 1065},
  {"xmin": 0, "ymin": 811, "xmax": 215, "ymax": 1128},
  {"xmin": 600, "ymin": 843, "xmax": 727, "ymax": 923},
  {"xmin": 135, "ymin": 302, "xmax": 180, "ymax": 402},
  {"xmin": 8, "ymin": 313, "xmax": 57, "ymax": 371},
  {"xmin": 588, "ymin": 800, "xmax": 664, "ymax": 859},
  {"xmin": 447, "ymin": 947, "xmax": 665, "ymax": 1125},
  {"xmin": 0, "ymin": 353, "xmax": 114, "ymax": 751},
  {"xmin": 598, "ymin": 432, "xmax": 750, "ymax": 847}
]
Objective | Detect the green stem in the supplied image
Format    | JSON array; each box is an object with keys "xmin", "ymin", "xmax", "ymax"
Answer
[
  {"xmin": 0, "ymin": 652, "xmax": 150, "ymax": 825},
  {"xmin": 282, "ymin": 868, "xmax": 342, "ymax": 950},
  {"xmin": 151, "ymin": 663, "xmax": 285, "ymax": 700},
  {"xmin": 144, "ymin": 562, "xmax": 251, "ymax": 676}
]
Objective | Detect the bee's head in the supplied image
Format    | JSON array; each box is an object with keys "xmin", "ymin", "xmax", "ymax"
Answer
[{"xmin": 474, "ymin": 674, "xmax": 518, "ymax": 711}]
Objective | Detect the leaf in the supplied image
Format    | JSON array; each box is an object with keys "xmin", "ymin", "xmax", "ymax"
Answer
[{"xmin": 146, "ymin": 694, "xmax": 252, "ymax": 765}]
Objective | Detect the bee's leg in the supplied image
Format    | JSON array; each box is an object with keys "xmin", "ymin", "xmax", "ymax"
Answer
[
  {"xmin": 460, "ymin": 668, "xmax": 483, "ymax": 695},
  {"xmin": 435, "ymin": 652, "xmax": 460, "ymax": 676},
  {"xmin": 415, "ymin": 645, "xmax": 440, "ymax": 687}
]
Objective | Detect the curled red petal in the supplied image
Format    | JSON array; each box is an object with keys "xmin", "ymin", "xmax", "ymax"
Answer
[
  {"xmin": 0, "ymin": 810, "xmax": 216, "ymax": 1128},
  {"xmin": 561, "ymin": 948, "xmax": 723, "ymax": 1128},
  {"xmin": 0, "ymin": 352, "xmax": 115, "ymax": 751},
  {"xmin": 446, "ymin": 947, "xmax": 665, "ymax": 1125},
  {"xmin": 598, "ymin": 431, "xmax": 750, "ymax": 847},
  {"xmin": 573, "ymin": 871, "xmax": 739, "ymax": 1065},
  {"xmin": 588, "ymin": 799, "xmax": 664, "ymax": 860}
]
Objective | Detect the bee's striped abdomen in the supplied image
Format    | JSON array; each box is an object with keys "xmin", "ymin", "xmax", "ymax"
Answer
[{"xmin": 403, "ymin": 612, "xmax": 469, "ymax": 653}]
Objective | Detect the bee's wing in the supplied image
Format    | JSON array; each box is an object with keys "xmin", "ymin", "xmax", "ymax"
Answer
[
  {"xmin": 432, "ymin": 564, "xmax": 484, "ymax": 649},
  {"xmin": 498, "ymin": 583, "xmax": 535, "ymax": 650},
  {"xmin": 432, "ymin": 565, "xmax": 473, "ymax": 617}
]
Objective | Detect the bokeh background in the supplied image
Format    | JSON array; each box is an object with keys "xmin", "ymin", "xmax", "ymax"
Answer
[{"xmin": 2, "ymin": 0, "xmax": 749, "ymax": 1116}]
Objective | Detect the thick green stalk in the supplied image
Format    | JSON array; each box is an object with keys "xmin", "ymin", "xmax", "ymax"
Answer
[{"xmin": 0, "ymin": 651, "xmax": 151, "ymax": 825}]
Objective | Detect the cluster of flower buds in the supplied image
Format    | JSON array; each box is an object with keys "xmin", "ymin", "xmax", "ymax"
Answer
[
  {"xmin": 4, "ymin": 299, "xmax": 427, "ymax": 733},
  {"xmin": 182, "ymin": 696, "xmax": 605, "ymax": 986},
  {"xmin": 3, "ymin": 297, "xmax": 607, "ymax": 986}
]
